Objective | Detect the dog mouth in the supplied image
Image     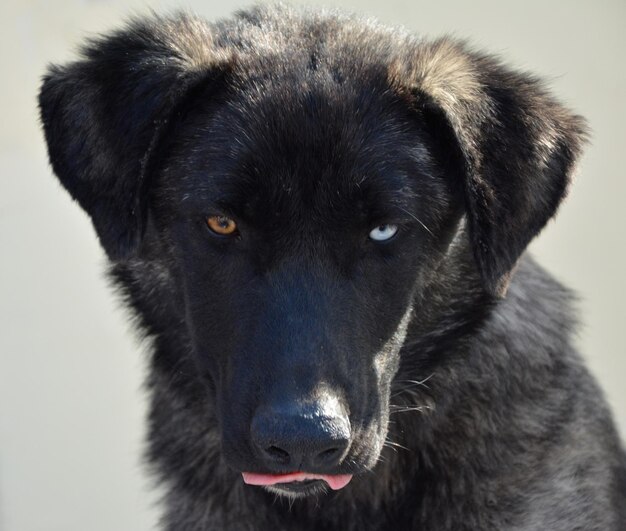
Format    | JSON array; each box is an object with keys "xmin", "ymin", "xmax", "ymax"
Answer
[{"xmin": 242, "ymin": 472, "xmax": 353, "ymax": 496}]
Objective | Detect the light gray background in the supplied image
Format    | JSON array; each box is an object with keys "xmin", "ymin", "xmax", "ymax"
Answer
[{"xmin": 1, "ymin": 0, "xmax": 624, "ymax": 530}]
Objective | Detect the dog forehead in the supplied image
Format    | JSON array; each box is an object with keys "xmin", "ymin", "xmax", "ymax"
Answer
[{"xmin": 165, "ymin": 67, "xmax": 429, "ymax": 215}]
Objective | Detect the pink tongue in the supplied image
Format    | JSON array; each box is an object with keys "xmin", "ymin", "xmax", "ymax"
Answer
[{"xmin": 242, "ymin": 472, "xmax": 353, "ymax": 490}]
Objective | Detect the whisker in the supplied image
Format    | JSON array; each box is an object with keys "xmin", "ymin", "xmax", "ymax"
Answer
[
  {"xmin": 374, "ymin": 453, "xmax": 389, "ymax": 464},
  {"xmin": 384, "ymin": 439, "xmax": 411, "ymax": 452},
  {"xmin": 383, "ymin": 442, "xmax": 399, "ymax": 453},
  {"xmin": 391, "ymin": 373, "xmax": 435, "ymax": 398},
  {"xmin": 397, "ymin": 206, "xmax": 434, "ymax": 236},
  {"xmin": 400, "ymin": 374, "xmax": 434, "ymax": 388},
  {"xmin": 389, "ymin": 404, "xmax": 432, "ymax": 414}
]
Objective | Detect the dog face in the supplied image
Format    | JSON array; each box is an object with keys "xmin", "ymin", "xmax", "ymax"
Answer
[
  {"xmin": 150, "ymin": 71, "xmax": 462, "ymax": 492},
  {"xmin": 39, "ymin": 8, "xmax": 586, "ymax": 498}
]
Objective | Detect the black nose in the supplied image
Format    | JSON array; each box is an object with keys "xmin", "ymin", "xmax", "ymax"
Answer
[{"xmin": 250, "ymin": 397, "xmax": 351, "ymax": 470}]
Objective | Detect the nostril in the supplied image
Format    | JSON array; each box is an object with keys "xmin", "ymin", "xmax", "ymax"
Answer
[
  {"xmin": 313, "ymin": 443, "xmax": 348, "ymax": 467},
  {"xmin": 320, "ymin": 447, "xmax": 340, "ymax": 459},
  {"xmin": 265, "ymin": 445, "xmax": 290, "ymax": 462}
]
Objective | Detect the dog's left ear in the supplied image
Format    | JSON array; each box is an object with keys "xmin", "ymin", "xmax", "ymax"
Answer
[
  {"xmin": 39, "ymin": 13, "xmax": 231, "ymax": 260},
  {"xmin": 390, "ymin": 39, "xmax": 588, "ymax": 297}
]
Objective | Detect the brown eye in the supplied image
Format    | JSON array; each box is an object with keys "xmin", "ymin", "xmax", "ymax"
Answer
[{"xmin": 206, "ymin": 215, "xmax": 238, "ymax": 236}]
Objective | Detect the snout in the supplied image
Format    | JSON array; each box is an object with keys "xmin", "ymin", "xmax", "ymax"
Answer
[{"xmin": 250, "ymin": 397, "xmax": 351, "ymax": 472}]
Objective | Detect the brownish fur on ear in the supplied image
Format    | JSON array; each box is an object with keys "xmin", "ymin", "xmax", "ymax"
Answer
[
  {"xmin": 389, "ymin": 38, "xmax": 588, "ymax": 297},
  {"xmin": 39, "ymin": 13, "xmax": 233, "ymax": 260}
]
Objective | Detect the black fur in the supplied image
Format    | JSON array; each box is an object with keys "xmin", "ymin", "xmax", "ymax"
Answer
[{"xmin": 39, "ymin": 5, "xmax": 625, "ymax": 530}]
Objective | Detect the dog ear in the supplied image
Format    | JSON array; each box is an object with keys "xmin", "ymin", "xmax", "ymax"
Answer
[
  {"xmin": 390, "ymin": 39, "xmax": 588, "ymax": 297},
  {"xmin": 39, "ymin": 14, "xmax": 231, "ymax": 260}
]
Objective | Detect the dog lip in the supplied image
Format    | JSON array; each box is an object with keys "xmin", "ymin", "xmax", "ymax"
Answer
[{"xmin": 242, "ymin": 472, "xmax": 353, "ymax": 490}]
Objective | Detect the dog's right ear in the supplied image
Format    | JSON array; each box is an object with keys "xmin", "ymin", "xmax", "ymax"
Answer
[{"xmin": 39, "ymin": 14, "xmax": 231, "ymax": 260}]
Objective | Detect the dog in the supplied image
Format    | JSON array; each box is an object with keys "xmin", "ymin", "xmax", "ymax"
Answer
[{"xmin": 39, "ymin": 5, "xmax": 625, "ymax": 530}]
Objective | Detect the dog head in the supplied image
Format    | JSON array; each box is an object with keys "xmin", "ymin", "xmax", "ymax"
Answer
[{"xmin": 39, "ymin": 8, "xmax": 586, "ymax": 497}]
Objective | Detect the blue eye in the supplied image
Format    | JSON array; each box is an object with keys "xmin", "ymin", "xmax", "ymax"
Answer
[{"xmin": 369, "ymin": 224, "xmax": 398, "ymax": 242}]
